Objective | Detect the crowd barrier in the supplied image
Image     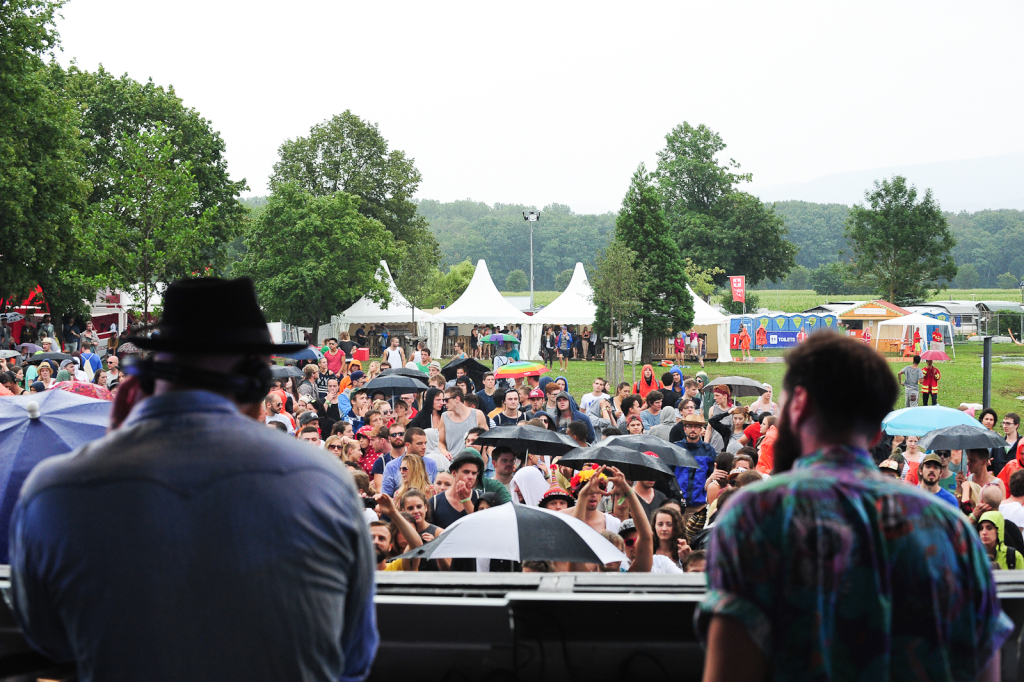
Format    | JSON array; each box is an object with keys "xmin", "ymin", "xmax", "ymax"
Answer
[{"xmin": 0, "ymin": 569, "xmax": 1020, "ymax": 680}]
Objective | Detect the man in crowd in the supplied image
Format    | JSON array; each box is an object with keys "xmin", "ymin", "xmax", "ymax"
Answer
[
  {"xmin": 633, "ymin": 477, "xmax": 667, "ymax": 519},
  {"xmin": 918, "ymin": 453, "xmax": 959, "ymax": 508},
  {"xmin": 382, "ymin": 427, "xmax": 438, "ymax": 496},
  {"xmin": 491, "ymin": 446, "xmax": 517, "ymax": 498},
  {"xmin": 104, "ymin": 353, "xmax": 121, "ymax": 388},
  {"xmin": 1000, "ymin": 469, "xmax": 1024, "ymax": 531},
  {"xmin": 897, "ymin": 354, "xmax": 922, "ymax": 408},
  {"xmin": 563, "ymin": 470, "xmax": 621, "ymax": 533},
  {"xmin": 9, "ymin": 277, "xmax": 377, "ymax": 679},
  {"xmin": 699, "ymin": 333, "xmax": 1011, "ymax": 682},
  {"xmin": 659, "ymin": 372, "xmax": 681, "ymax": 410},
  {"xmin": 80, "ymin": 340, "xmax": 102, "ymax": 375},
  {"xmin": 382, "ymin": 336, "xmax": 405, "ymax": 370},
  {"xmin": 372, "ymin": 423, "xmax": 406, "ymax": 493},
  {"xmin": 683, "ymin": 378, "xmax": 701, "ymax": 411},
  {"xmin": 672, "ymin": 413, "xmax": 717, "ymax": 523},
  {"xmin": 415, "ymin": 348, "xmax": 432, "ymax": 374},
  {"xmin": 579, "ymin": 378, "xmax": 609, "ymax": 412},
  {"xmin": 641, "ymin": 390, "xmax": 664, "ymax": 431},
  {"xmin": 616, "ymin": 395, "xmax": 643, "ymax": 432},
  {"xmin": 475, "ymin": 372, "xmax": 498, "ymax": 414},
  {"xmin": 296, "ymin": 425, "xmax": 321, "ymax": 448},
  {"xmin": 429, "ymin": 449, "xmax": 483, "ymax": 528},
  {"xmin": 265, "ymin": 393, "xmax": 295, "ymax": 433},
  {"xmin": 525, "ymin": 388, "xmax": 546, "ymax": 420}
]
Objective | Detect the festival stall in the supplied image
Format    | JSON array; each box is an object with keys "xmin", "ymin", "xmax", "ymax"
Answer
[
  {"xmin": 331, "ymin": 261, "xmax": 443, "ymax": 353},
  {"xmin": 874, "ymin": 313, "xmax": 956, "ymax": 358}
]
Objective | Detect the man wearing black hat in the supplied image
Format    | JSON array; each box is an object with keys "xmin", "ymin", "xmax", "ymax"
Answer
[{"xmin": 9, "ymin": 277, "xmax": 378, "ymax": 681}]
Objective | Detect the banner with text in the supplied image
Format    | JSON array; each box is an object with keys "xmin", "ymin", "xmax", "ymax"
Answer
[{"xmin": 729, "ymin": 276, "xmax": 745, "ymax": 303}]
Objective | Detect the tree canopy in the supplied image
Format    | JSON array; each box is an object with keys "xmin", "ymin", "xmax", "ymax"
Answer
[{"xmin": 845, "ymin": 175, "xmax": 957, "ymax": 304}]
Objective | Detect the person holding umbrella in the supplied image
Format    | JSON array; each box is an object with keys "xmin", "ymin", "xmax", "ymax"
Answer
[
  {"xmin": 9, "ymin": 277, "xmax": 378, "ymax": 680},
  {"xmin": 921, "ymin": 358, "xmax": 941, "ymax": 406}
]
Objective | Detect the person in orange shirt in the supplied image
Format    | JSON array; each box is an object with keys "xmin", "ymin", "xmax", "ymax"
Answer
[
  {"xmin": 738, "ymin": 325, "xmax": 752, "ymax": 361},
  {"xmin": 756, "ymin": 416, "xmax": 777, "ymax": 474},
  {"xmin": 755, "ymin": 325, "xmax": 768, "ymax": 349}
]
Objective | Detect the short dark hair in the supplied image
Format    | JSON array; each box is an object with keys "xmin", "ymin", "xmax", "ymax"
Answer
[
  {"xmin": 445, "ymin": 386, "xmax": 465, "ymax": 400},
  {"xmin": 662, "ymin": 372, "xmax": 675, "ymax": 386},
  {"xmin": 363, "ymin": 409, "xmax": 381, "ymax": 423},
  {"xmin": 967, "ymin": 448, "xmax": 991, "ymax": 461},
  {"xmin": 522, "ymin": 560, "xmax": 556, "ymax": 573},
  {"xmin": 1007, "ymin": 413, "xmax": 1021, "ymax": 427},
  {"xmin": 620, "ymin": 395, "xmax": 642, "ymax": 413},
  {"xmin": 733, "ymin": 453, "xmax": 755, "ymax": 468},
  {"xmin": 735, "ymin": 470, "xmax": 764, "ymax": 488},
  {"xmin": 463, "ymin": 393, "xmax": 480, "ymax": 408},
  {"xmin": 566, "ymin": 421, "xmax": 588, "ymax": 441},
  {"xmin": 602, "ymin": 426, "xmax": 622, "ymax": 437},
  {"xmin": 269, "ymin": 421, "xmax": 288, "ymax": 432},
  {"xmin": 296, "ymin": 425, "xmax": 319, "ymax": 438},
  {"xmin": 492, "ymin": 446, "xmax": 516, "ymax": 462},
  {"xmin": 468, "ymin": 426, "xmax": 487, "ymax": 438},
  {"xmin": 913, "ymin": 355, "xmax": 921, "ymax": 364},
  {"xmin": 374, "ymin": 425, "xmax": 391, "ymax": 439},
  {"xmin": 405, "ymin": 426, "xmax": 426, "ymax": 445},
  {"xmin": 646, "ymin": 390, "xmax": 664, "ymax": 407},
  {"xmin": 1010, "ymin": 469, "xmax": 1024, "ymax": 498},
  {"xmin": 979, "ymin": 408, "xmax": 998, "ymax": 425},
  {"xmin": 683, "ymin": 550, "xmax": 707, "ymax": 571},
  {"xmin": 715, "ymin": 452, "xmax": 734, "ymax": 471}
]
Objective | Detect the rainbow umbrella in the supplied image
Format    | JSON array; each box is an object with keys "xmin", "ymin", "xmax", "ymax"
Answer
[
  {"xmin": 52, "ymin": 381, "xmax": 113, "ymax": 401},
  {"xmin": 480, "ymin": 333, "xmax": 520, "ymax": 344},
  {"xmin": 494, "ymin": 361, "xmax": 549, "ymax": 379}
]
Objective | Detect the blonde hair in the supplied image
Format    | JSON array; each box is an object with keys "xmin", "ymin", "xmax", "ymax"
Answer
[
  {"xmin": 372, "ymin": 399, "xmax": 390, "ymax": 413},
  {"xmin": 396, "ymin": 455, "xmax": 431, "ymax": 500},
  {"xmin": 324, "ymin": 434, "xmax": 345, "ymax": 456},
  {"xmin": 341, "ymin": 437, "xmax": 362, "ymax": 462}
]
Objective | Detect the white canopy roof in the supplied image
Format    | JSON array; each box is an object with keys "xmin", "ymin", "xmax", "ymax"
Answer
[
  {"xmin": 689, "ymin": 285, "xmax": 728, "ymax": 325},
  {"xmin": 436, "ymin": 260, "xmax": 530, "ymax": 324},
  {"xmin": 531, "ymin": 262, "xmax": 596, "ymax": 324},
  {"xmin": 876, "ymin": 312, "xmax": 954, "ymax": 333},
  {"xmin": 336, "ymin": 261, "xmax": 437, "ymax": 324}
]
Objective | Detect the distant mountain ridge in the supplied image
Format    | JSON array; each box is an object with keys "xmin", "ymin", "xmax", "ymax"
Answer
[{"xmin": 751, "ymin": 152, "xmax": 1024, "ymax": 212}]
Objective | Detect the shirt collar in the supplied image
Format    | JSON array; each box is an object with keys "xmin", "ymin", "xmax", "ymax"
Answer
[
  {"xmin": 793, "ymin": 445, "xmax": 875, "ymax": 471},
  {"xmin": 123, "ymin": 390, "xmax": 241, "ymax": 427}
]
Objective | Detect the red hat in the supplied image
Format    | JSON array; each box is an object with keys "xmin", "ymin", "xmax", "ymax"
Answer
[
  {"xmin": 529, "ymin": 388, "xmax": 545, "ymax": 399},
  {"xmin": 539, "ymin": 486, "xmax": 574, "ymax": 508},
  {"xmin": 356, "ymin": 425, "xmax": 374, "ymax": 438}
]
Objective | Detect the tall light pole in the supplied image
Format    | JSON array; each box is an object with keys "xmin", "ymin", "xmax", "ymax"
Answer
[{"xmin": 523, "ymin": 210, "xmax": 540, "ymax": 310}]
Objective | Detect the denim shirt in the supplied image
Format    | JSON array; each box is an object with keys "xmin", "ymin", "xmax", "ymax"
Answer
[{"xmin": 10, "ymin": 390, "xmax": 378, "ymax": 682}]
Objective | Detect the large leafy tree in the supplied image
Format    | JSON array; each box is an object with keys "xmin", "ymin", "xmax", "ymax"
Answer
[
  {"xmin": 238, "ymin": 183, "xmax": 396, "ymax": 333},
  {"xmin": 74, "ymin": 124, "xmax": 217, "ymax": 321},
  {"xmin": 613, "ymin": 164, "xmax": 693, "ymax": 362},
  {"xmin": 63, "ymin": 65, "xmax": 247, "ymax": 273},
  {"xmin": 271, "ymin": 110, "xmax": 440, "ymax": 269},
  {"xmin": 845, "ymin": 176, "xmax": 957, "ymax": 305},
  {"xmin": 656, "ymin": 122, "xmax": 796, "ymax": 285},
  {"xmin": 0, "ymin": 0, "xmax": 89, "ymax": 301}
]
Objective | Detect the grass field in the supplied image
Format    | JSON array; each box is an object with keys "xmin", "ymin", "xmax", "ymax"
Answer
[{"xmin": 475, "ymin": 342, "xmax": 1024, "ymax": 418}]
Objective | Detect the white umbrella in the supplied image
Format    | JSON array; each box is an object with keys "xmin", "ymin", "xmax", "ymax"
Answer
[{"xmin": 395, "ymin": 503, "xmax": 626, "ymax": 564}]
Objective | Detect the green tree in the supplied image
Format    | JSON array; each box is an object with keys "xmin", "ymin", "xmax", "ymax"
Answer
[
  {"xmin": 615, "ymin": 164, "xmax": 693, "ymax": 362},
  {"xmin": 721, "ymin": 291, "xmax": 760, "ymax": 316},
  {"xmin": 420, "ymin": 260, "xmax": 475, "ymax": 309},
  {"xmin": 785, "ymin": 265, "xmax": 811, "ymax": 289},
  {"xmin": 63, "ymin": 65, "xmax": 247, "ymax": 274},
  {"xmin": 997, "ymin": 272, "xmax": 1019, "ymax": 290},
  {"xmin": 392, "ymin": 241, "xmax": 440, "ymax": 322},
  {"xmin": 0, "ymin": 1, "xmax": 89, "ymax": 301},
  {"xmin": 591, "ymin": 242, "xmax": 643, "ymax": 340},
  {"xmin": 238, "ymin": 183, "xmax": 396, "ymax": 333},
  {"xmin": 684, "ymin": 258, "xmax": 724, "ymax": 300},
  {"xmin": 845, "ymin": 176, "xmax": 957, "ymax": 305},
  {"xmin": 74, "ymin": 124, "xmax": 217, "ymax": 321},
  {"xmin": 955, "ymin": 263, "xmax": 980, "ymax": 290},
  {"xmin": 505, "ymin": 269, "xmax": 528, "ymax": 292},
  {"xmin": 655, "ymin": 122, "xmax": 796, "ymax": 285},
  {"xmin": 554, "ymin": 269, "xmax": 574, "ymax": 291},
  {"xmin": 271, "ymin": 110, "xmax": 439, "ymax": 269},
  {"xmin": 810, "ymin": 262, "xmax": 852, "ymax": 296}
]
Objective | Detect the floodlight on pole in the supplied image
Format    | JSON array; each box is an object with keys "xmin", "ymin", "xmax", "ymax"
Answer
[{"xmin": 523, "ymin": 211, "xmax": 540, "ymax": 310}]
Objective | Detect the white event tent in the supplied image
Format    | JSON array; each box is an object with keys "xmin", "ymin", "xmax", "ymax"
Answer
[
  {"xmin": 688, "ymin": 285, "xmax": 732, "ymax": 363},
  {"xmin": 327, "ymin": 261, "xmax": 443, "ymax": 351},
  {"xmin": 523, "ymin": 262, "xmax": 596, "ymax": 361},
  {"xmin": 874, "ymin": 313, "xmax": 955, "ymax": 358},
  {"xmin": 436, "ymin": 260, "xmax": 538, "ymax": 359}
]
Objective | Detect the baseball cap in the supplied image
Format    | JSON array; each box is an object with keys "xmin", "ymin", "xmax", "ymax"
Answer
[
  {"xmin": 618, "ymin": 519, "xmax": 637, "ymax": 536},
  {"xmin": 921, "ymin": 452, "xmax": 944, "ymax": 467},
  {"xmin": 555, "ymin": 390, "xmax": 572, "ymax": 402},
  {"xmin": 297, "ymin": 411, "xmax": 319, "ymax": 427},
  {"xmin": 529, "ymin": 388, "xmax": 545, "ymax": 399},
  {"xmin": 349, "ymin": 370, "xmax": 365, "ymax": 382},
  {"xmin": 878, "ymin": 460, "xmax": 900, "ymax": 473}
]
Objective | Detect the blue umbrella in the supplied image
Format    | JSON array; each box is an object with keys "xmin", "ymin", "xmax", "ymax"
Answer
[
  {"xmin": 0, "ymin": 390, "xmax": 110, "ymax": 561},
  {"xmin": 881, "ymin": 405, "xmax": 981, "ymax": 437}
]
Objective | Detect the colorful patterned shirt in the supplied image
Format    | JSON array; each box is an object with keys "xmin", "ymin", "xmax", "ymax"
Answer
[{"xmin": 696, "ymin": 445, "xmax": 1013, "ymax": 681}]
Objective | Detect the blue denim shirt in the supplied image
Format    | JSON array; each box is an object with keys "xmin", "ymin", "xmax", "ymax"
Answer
[
  {"xmin": 381, "ymin": 454, "xmax": 438, "ymax": 497},
  {"xmin": 10, "ymin": 390, "xmax": 378, "ymax": 682}
]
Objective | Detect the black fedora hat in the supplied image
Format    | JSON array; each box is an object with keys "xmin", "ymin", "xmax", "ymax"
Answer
[{"xmin": 128, "ymin": 277, "xmax": 306, "ymax": 354}]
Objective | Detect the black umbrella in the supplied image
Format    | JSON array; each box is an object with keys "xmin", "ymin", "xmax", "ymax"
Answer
[
  {"xmin": 270, "ymin": 365, "xmax": 304, "ymax": 379},
  {"xmin": 474, "ymin": 424, "xmax": 579, "ymax": 456},
  {"xmin": 603, "ymin": 434, "xmax": 699, "ymax": 469},
  {"xmin": 918, "ymin": 424, "xmax": 1008, "ymax": 452},
  {"xmin": 441, "ymin": 357, "xmax": 490, "ymax": 386},
  {"xmin": 704, "ymin": 376, "xmax": 768, "ymax": 398},
  {"xmin": 25, "ymin": 352, "xmax": 71, "ymax": 366},
  {"xmin": 557, "ymin": 444, "xmax": 675, "ymax": 482},
  {"xmin": 378, "ymin": 367, "xmax": 430, "ymax": 386},
  {"xmin": 363, "ymin": 374, "xmax": 431, "ymax": 396}
]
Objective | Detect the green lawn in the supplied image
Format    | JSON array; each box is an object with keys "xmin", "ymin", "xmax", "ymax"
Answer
[
  {"xmin": 500, "ymin": 291, "xmax": 560, "ymax": 306},
  {"xmin": 464, "ymin": 343, "xmax": 1024, "ymax": 417}
]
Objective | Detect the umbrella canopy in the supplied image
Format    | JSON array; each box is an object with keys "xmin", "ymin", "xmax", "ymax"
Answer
[
  {"xmin": 704, "ymin": 376, "xmax": 767, "ymax": 398},
  {"xmin": 17, "ymin": 343, "xmax": 41, "ymax": 354},
  {"xmin": 494, "ymin": 361, "xmax": 549, "ymax": 379},
  {"xmin": 480, "ymin": 333, "xmax": 520, "ymax": 344},
  {"xmin": 396, "ymin": 503, "xmax": 626, "ymax": 564},
  {"xmin": 115, "ymin": 342, "xmax": 142, "ymax": 355},
  {"xmin": 0, "ymin": 390, "xmax": 111, "ymax": 562},
  {"xmin": 440, "ymin": 357, "xmax": 491, "ymax": 385},
  {"xmin": 474, "ymin": 424, "xmax": 579, "ymax": 456},
  {"xmin": 364, "ymin": 374, "xmax": 431, "ymax": 396},
  {"xmin": 557, "ymin": 445, "xmax": 675, "ymax": 482},
  {"xmin": 25, "ymin": 352, "xmax": 70, "ymax": 366},
  {"xmin": 919, "ymin": 350, "xmax": 951, "ymax": 362},
  {"xmin": 918, "ymin": 424, "xmax": 1007, "ymax": 451},
  {"xmin": 379, "ymin": 367, "xmax": 430, "ymax": 386},
  {"xmin": 602, "ymin": 434, "xmax": 699, "ymax": 469},
  {"xmin": 0, "ymin": 350, "xmax": 20, "ymax": 360},
  {"xmin": 275, "ymin": 346, "xmax": 323, "ymax": 362},
  {"xmin": 52, "ymin": 381, "xmax": 112, "ymax": 401},
  {"xmin": 270, "ymin": 365, "xmax": 304, "ymax": 379},
  {"xmin": 882, "ymin": 405, "xmax": 981, "ymax": 437}
]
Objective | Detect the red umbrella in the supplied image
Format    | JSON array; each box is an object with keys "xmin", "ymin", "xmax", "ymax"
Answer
[
  {"xmin": 920, "ymin": 350, "xmax": 950, "ymax": 362},
  {"xmin": 52, "ymin": 381, "xmax": 113, "ymax": 401}
]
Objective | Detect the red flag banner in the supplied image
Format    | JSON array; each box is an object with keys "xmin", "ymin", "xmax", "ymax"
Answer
[{"xmin": 730, "ymin": 276, "xmax": 745, "ymax": 303}]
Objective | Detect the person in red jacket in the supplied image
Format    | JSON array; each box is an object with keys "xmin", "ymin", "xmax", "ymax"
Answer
[
  {"xmin": 633, "ymin": 364, "xmax": 663, "ymax": 400},
  {"xmin": 738, "ymin": 325, "xmax": 752, "ymax": 361},
  {"xmin": 921, "ymin": 358, "xmax": 941, "ymax": 406},
  {"xmin": 755, "ymin": 325, "xmax": 768, "ymax": 350}
]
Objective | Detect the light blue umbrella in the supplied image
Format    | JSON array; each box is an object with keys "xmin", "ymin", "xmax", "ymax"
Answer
[
  {"xmin": 881, "ymin": 405, "xmax": 980, "ymax": 437},
  {"xmin": 0, "ymin": 390, "xmax": 110, "ymax": 562}
]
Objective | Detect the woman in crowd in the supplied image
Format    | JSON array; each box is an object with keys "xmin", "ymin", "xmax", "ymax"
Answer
[
  {"xmin": 581, "ymin": 326, "xmax": 591, "ymax": 361},
  {"xmin": 366, "ymin": 361, "xmax": 381, "ymax": 381},
  {"xmin": 708, "ymin": 406, "xmax": 748, "ymax": 454},
  {"xmin": 324, "ymin": 435, "xmax": 345, "ymax": 459},
  {"xmin": 451, "ymin": 342, "xmax": 468, "ymax": 361},
  {"xmin": 92, "ymin": 367, "xmax": 108, "ymax": 386},
  {"xmin": 408, "ymin": 388, "xmax": 445, "ymax": 431},
  {"xmin": 396, "ymin": 456, "xmax": 434, "ymax": 500},
  {"xmin": 652, "ymin": 506, "xmax": 686, "ymax": 568},
  {"xmin": 35, "ymin": 361, "xmax": 56, "ymax": 390},
  {"xmin": 709, "ymin": 385, "xmax": 732, "ymax": 418}
]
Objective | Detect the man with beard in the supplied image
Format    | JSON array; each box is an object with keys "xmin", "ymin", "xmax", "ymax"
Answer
[
  {"xmin": 918, "ymin": 453, "xmax": 959, "ymax": 508},
  {"xmin": 698, "ymin": 333, "xmax": 1011, "ymax": 682}
]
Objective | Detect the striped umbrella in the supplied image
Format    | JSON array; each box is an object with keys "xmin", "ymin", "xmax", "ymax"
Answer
[
  {"xmin": 480, "ymin": 333, "xmax": 520, "ymax": 344},
  {"xmin": 494, "ymin": 361, "xmax": 549, "ymax": 379}
]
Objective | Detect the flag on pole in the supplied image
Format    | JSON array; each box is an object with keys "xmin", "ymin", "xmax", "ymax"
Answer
[{"xmin": 730, "ymin": 276, "xmax": 745, "ymax": 303}]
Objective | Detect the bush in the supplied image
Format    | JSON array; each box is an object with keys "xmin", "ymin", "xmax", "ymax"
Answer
[
  {"xmin": 505, "ymin": 269, "xmax": 528, "ymax": 292},
  {"xmin": 784, "ymin": 265, "xmax": 811, "ymax": 290},
  {"xmin": 996, "ymin": 272, "xmax": 1019, "ymax": 290},
  {"xmin": 721, "ymin": 291, "xmax": 760, "ymax": 315},
  {"xmin": 554, "ymin": 268, "xmax": 574, "ymax": 291},
  {"xmin": 955, "ymin": 264, "xmax": 979, "ymax": 290}
]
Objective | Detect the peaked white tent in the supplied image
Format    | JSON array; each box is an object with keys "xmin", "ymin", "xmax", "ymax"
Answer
[
  {"xmin": 874, "ymin": 313, "xmax": 955, "ymax": 358},
  {"xmin": 688, "ymin": 285, "xmax": 732, "ymax": 363},
  {"xmin": 437, "ymin": 260, "xmax": 531, "ymax": 325},
  {"xmin": 532, "ymin": 262, "xmax": 596, "ymax": 324},
  {"xmin": 329, "ymin": 261, "xmax": 443, "ymax": 351}
]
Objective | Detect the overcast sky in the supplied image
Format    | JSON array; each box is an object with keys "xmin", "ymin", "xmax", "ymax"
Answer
[{"xmin": 54, "ymin": 0, "xmax": 1024, "ymax": 214}]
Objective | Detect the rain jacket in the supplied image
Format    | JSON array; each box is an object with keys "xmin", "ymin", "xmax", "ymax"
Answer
[
  {"xmin": 979, "ymin": 510, "xmax": 1024, "ymax": 570},
  {"xmin": 633, "ymin": 365, "xmax": 664, "ymax": 400},
  {"xmin": 673, "ymin": 438, "xmax": 717, "ymax": 507}
]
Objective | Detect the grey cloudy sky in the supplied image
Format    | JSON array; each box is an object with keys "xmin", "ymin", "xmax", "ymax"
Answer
[{"xmin": 55, "ymin": 0, "xmax": 1024, "ymax": 214}]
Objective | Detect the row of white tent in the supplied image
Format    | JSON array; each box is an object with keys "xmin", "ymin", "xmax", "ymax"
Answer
[{"xmin": 323, "ymin": 260, "xmax": 732, "ymax": 363}]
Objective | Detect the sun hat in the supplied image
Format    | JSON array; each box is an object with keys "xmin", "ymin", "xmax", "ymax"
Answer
[
  {"xmin": 680, "ymin": 413, "xmax": 707, "ymax": 426},
  {"xmin": 539, "ymin": 486, "xmax": 573, "ymax": 508}
]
